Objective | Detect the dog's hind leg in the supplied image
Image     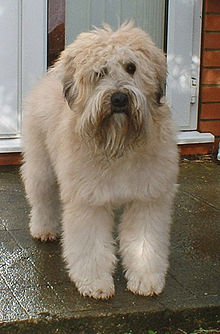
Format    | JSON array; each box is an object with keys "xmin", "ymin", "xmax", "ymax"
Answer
[{"xmin": 21, "ymin": 134, "xmax": 61, "ymax": 241}]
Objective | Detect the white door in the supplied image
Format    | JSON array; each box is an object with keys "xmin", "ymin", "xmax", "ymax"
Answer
[
  {"xmin": 166, "ymin": 0, "xmax": 203, "ymax": 131},
  {"xmin": 0, "ymin": 0, "xmax": 47, "ymax": 152}
]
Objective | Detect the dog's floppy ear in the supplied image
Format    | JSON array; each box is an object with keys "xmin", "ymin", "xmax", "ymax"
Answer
[
  {"xmin": 63, "ymin": 78, "xmax": 77, "ymax": 109},
  {"xmin": 155, "ymin": 76, "xmax": 166, "ymax": 105},
  {"xmin": 153, "ymin": 51, "xmax": 167, "ymax": 105},
  {"xmin": 52, "ymin": 52, "xmax": 77, "ymax": 109},
  {"xmin": 138, "ymin": 40, "xmax": 167, "ymax": 105}
]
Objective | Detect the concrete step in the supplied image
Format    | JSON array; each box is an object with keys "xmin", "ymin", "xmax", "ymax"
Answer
[{"xmin": 0, "ymin": 161, "xmax": 219, "ymax": 333}]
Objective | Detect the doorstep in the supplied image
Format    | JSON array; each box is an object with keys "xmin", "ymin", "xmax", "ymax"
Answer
[
  {"xmin": 177, "ymin": 131, "xmax": 215, "ymax": 145},
  {"xmin": 177, "ymin": 131, "xmax": 215, "ymax": 156},
  {"xmin": 0, "ymin": 162, "xmax": 219, "ymax": 334}
]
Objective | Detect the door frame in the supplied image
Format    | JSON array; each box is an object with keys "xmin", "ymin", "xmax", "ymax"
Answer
[
  {"xmin": 1, "ymin": 0, "xmax": 214, "ymax": 152},
  {"xmin": 166, "ymin": 0, "xmax": 202, "ymax": 131},
  {"xmin": 0, "ymin": 0, "xmax": 47, "ymax": 152},
  {"xmin": 166, "ymin": 0, "xmax": 214, "ymax": 144}
]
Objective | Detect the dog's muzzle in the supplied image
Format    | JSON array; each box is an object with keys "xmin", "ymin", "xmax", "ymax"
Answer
[{"xmin": 111, "ymin": 92, "xmax": 129, "ymax": 114}]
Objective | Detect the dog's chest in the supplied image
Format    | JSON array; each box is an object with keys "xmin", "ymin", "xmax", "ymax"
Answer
[{"xmin": 87, "ymin": 157, "xmax": 154, "ymax": 206}]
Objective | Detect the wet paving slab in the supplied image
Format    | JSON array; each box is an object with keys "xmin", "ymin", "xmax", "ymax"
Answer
[{"xmin": 0, "ymin": 161, "xmax": 219, "ymax": 333}]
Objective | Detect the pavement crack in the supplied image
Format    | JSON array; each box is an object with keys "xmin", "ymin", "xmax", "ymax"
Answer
[
  {"xmin": 0, "ymin": 271, "xmax": 30, "ymax": 317},
  {"xmin": 181, "ymin": 190, "xmax": 220, "ymax": 211}
]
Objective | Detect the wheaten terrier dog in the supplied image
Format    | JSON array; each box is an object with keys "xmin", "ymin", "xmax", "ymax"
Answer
[{"xmin": 21, "ymin": 22, "xmax": 178, "ymax": 299}]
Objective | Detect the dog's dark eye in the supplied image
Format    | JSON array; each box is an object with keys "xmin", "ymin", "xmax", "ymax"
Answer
[
  {"xmin": 126, "ymin": 63, "xmax": 136, "ymax": 75},
  {"xmin": 95, "ymin": 67, "xmax": 108, "ymax": 79}
]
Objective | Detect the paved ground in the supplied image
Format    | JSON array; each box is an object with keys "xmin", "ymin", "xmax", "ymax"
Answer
[{"xmin": 0, "ymin": 160, "xmax": 219, "ymax": 334}]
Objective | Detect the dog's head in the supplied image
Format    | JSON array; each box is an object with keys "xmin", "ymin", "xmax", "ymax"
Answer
[{"xmin": 53, "ymin": 22, "xmax": 167, "ymax": 157}]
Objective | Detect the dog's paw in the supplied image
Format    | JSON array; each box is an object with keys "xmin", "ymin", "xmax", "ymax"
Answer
[
  {"xmin": 126, "ymin": 272, "xmax": 165, "ymax": 296},
  {"xmin": 73, "ymin": 277, "xmax": 115, "ymax": 300},
  {"xmin": 30, "ymin": 225, "xmax": 60, "ymax": 242},
  {"xmin": 32, "ymin": 231, "xmax": 59, "ymax": 242}
]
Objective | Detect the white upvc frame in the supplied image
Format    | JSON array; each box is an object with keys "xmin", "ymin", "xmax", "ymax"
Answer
[
  {"xmin": 167, "ymin": 0, "xmax": 214, "ymax": 145},
  {"xmin": 167, "ymin": 0, "xmax": 202, "ymax": 130},
  {"xmin": 0, "ymin": 0, "xmax": 47, "ymax": 153}
]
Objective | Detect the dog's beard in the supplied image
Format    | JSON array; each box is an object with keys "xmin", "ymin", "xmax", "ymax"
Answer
[{"xmin": 79, "ymin": 87, "xmax": 146, "ymax": 158}]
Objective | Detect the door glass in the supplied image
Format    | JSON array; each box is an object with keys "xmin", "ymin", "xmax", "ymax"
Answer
[
  {"xmin": 0, "ymin": 0, "xmax": 21, "ymax": 138},
  {"xmin": 65, "ymin": 0, "xmax": 167, "ymax": 50},
  {"xmin": 0, "ymin": 0, "xmax": 47, "ymax": 144}
]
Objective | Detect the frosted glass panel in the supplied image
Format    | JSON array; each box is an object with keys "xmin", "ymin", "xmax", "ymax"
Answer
[
  {"xmin": 0, "ymin": 0, "xmax": 20, "ymax": 136},
  {"xmin": 66, "ymin": 0, "xmax": 166, "ymax": 49}
]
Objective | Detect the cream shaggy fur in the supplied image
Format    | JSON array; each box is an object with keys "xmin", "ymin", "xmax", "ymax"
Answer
[{"xmin": 21, "ymin": 22, "xmax": 179, "ymax": 299}]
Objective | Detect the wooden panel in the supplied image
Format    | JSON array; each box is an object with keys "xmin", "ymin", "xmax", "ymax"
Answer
[{"xmin": 48, "ymin": 0, "xmax": 65, "ymax": 66}]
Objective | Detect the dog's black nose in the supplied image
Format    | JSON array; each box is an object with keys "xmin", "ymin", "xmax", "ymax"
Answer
[{"xmin": 111, "ymin": 92, "xmax": 128, "ymax": 108}]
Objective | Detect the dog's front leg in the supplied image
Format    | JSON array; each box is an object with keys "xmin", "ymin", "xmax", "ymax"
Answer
[
  {"xmin": 62, "ymin": 202, "xmax": 117, "ymax": 299},
  {"xmin": 119, "ymin": 200, "xmax": 172, "ymax": 296}
]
